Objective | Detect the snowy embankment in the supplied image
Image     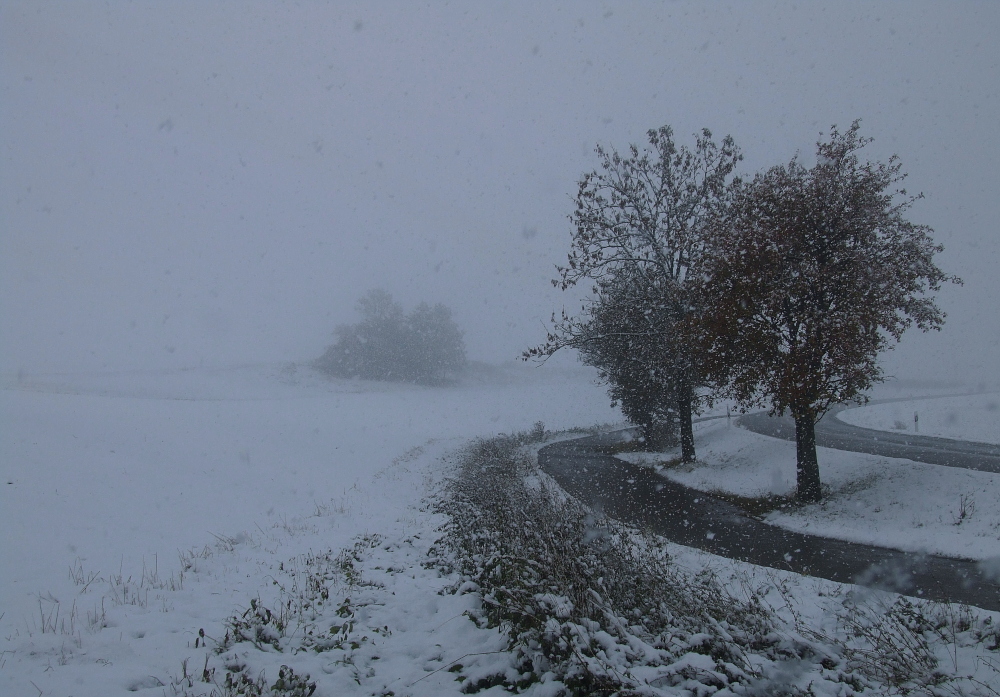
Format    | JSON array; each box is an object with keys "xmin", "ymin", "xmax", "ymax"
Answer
[{"xmin": 837, "ymin": 392, "xmax": 1000, "ymax": 445}]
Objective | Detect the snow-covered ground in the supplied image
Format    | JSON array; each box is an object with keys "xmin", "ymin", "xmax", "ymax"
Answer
[
  {"xmin": 1, "ymin": 362, "xmax": 624, "ymax": 696},
  {"xmin": 838, "ymin": 392, "xmax": 1000, "ymax": 444},
  {"xmin": 619, "ymin": 409, "xmax": 1000, "ymax": 562},
  {"xmin": 3, "ymin": 367, "xmax": 999, "ymax": 694}
]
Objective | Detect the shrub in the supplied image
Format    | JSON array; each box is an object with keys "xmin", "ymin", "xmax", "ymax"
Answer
[{"xmin": 431, "ymin": 432, "xmax": 786, "ymax": 694}]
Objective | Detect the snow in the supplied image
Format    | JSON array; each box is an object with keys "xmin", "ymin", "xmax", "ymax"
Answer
[
  {"xmin": 619, "ymin": 410, "xmax": 1000, "ymax": 562},
  {"xmin": 838, "ymin": 392, "xmax": 1000, "ymax": 445},
  {"xmin": 0, "ymin": 363, "xmax": 620, "ymax": 696},
  {"xmin": 3, "ymin": 368, "xmax": 999, "ymax": 694}
]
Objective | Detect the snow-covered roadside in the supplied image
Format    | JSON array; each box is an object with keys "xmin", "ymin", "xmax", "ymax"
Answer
[
  {"xmin": 4, "ymin": 367, "xmax": 999, "ymax": 695},
  {"xmin": 1, "ymin": 438, "xmax": 512, "ymax": 696},
  {"xmin": 618, "ymin": 418, "xmax": 1000, "ymax": 562},
  {"xmin": 8, "ymin": 427, "xmax": 997, "ymax": 696},
  {"xmin": 838, "ymin": 392, "xmax": 1000, "ymax": 445},
  {"xmin": 0, "ymin": 372, "xmax": 996, "ymax": 697}
]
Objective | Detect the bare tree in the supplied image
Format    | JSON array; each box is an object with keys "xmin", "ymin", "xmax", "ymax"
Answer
[
  {"xmin": 529, "ymin": 126, "xmax": 742, "ymax": 462},
  {"xmin": 700, "ymin": 122, "xmax": 959, "ymax": 501}
]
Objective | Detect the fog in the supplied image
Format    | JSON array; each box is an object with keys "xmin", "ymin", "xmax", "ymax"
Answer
[{"xmin": 2, "ymin": 2, "xmax": 997, "ymax": 384}]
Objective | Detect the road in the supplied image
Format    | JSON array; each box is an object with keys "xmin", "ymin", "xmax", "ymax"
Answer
[
  {"xmin": 537, "ymin": 418, "xmax": 1000, "ymax": 611},
  {"xmin": 740, "ymin": 406, "xmax": 1000, "ymax": 472}
]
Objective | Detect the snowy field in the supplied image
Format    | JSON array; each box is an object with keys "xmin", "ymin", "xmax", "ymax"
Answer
[
  {"xmin": 838, "ymin": 392, "xmax": 1000, "ymax": 445},
  {"xmin": 3, "ymin": 367, "xmax": 999, "ymax": 694},
  {"xmin": 1, "ymin": 362, "xmax": 626, "ymax": 696},
  {"xmin": 620, "ymin": 403, "xmax": 1000, "ymax": 563}
]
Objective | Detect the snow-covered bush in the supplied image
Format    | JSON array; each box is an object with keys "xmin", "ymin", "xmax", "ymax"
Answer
[
  {"xmin": 431, "ymin": 432, "xmax": 792, "ymax": 694},
  {"xmin": 431, "ymin": 430, "xmax": 1000, "ymax": 695},
  {"xmin": 833, "ymin": 594, "xmax": 1000, "ymax": 695}
]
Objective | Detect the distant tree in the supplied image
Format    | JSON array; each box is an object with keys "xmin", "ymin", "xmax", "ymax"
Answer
[
  {"xmin": 528, "ymin": 125, "xmax": 742, "ymax": 461},
  {"xmin": 316, "ymin": 290, "xmax": 466, "ymax": 384},
  {"xmin": 700, "ymin": 121, "xmax": 959, "ymax": 502},
  {"xmin": 317, "ymin": 289, "xmax": 406, "ymax": 381},
  {"xmin": 405, "ymin": 301, "xmax": 467, "ymax": 382}
]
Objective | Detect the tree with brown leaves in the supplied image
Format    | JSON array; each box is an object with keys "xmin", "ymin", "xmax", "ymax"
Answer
[{"xmin": 700, "ymin": 122, "xmax": 958, "ymax": 501}]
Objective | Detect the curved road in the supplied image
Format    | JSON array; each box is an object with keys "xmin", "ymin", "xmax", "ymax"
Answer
[
  {"xmin": 538, "ymin": 414, "xmax": 1000, "ymax": 611},
  {"xmin": 741, "ymin": 406, "xmax": 1000, "ymax": 472}
]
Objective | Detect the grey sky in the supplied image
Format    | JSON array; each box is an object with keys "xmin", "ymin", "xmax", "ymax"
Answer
[{"xmin": 2, "ymin": 2, "xmax": 997, "ymax": 383}]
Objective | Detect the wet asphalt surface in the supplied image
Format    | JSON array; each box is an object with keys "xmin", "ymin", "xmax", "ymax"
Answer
[
  {"xmin": 537, "ymin": 417, "xmax": 1000, "ymax": 611},
  {"xmin": 743, "ymin": 407, "xmax": 1000, "ymax": 473}
]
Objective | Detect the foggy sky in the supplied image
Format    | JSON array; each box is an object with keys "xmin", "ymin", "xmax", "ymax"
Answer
[{"xmin": 2, "ymin": 2, "xmax": 997, "ymax": 384}]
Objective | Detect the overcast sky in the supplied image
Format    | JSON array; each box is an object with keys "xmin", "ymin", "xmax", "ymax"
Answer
[{"xmin": 2, "ymin": 2, "xmax": 997, "ymax": 384}]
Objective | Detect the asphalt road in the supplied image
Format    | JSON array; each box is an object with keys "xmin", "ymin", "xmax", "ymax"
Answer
[
  {"xmin": 740, "ymin": 407, "xmax": 1000, "ymax": 472},
  {"xmin": 537, "ymin": 422, "xmax": 1000, "ymax": 611}
]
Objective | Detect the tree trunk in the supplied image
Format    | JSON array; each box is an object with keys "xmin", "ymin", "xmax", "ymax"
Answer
[
  {"xmin": 793, "ymin": 412, "xmax": 822, "ymax": 502},
  {"xmin": 678, "ymin": 390, "xmax": 696, "ymax": 463}
]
